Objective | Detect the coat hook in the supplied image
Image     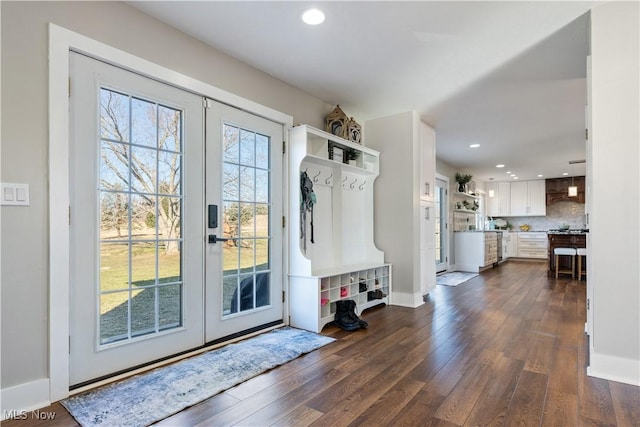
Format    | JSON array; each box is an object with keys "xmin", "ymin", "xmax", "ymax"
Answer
[
  {"xmin": 350, "ymin": 177, "xmax": 358, "ymax": 189},
  {"xmin": 312, "ymin": 170, "xmax": 321, "ymax": 182},
  {"xmin": 342, "ymin": 176, "xmax": 348, "ymax": 183},
  {"xmin": 359, "ymin": 180, "xmax": 366, "ymax": 190},
  {"xmin": 325, "ymin": 173, "xmax": 333, "ymax": 184}
]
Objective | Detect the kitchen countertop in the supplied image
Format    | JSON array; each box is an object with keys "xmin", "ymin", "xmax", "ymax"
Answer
[
  {"xmin": 547, "ymin": 230, "xmax": 589, "ymax": 235},
  {"xmin": 456, "ymin": 230, "xmax": 588, "ymax": 234}
]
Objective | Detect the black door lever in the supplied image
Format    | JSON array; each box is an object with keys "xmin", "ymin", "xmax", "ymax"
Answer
[{"xmin": 208, "ymin": 234, "xmax": 234, "ymax": 244}]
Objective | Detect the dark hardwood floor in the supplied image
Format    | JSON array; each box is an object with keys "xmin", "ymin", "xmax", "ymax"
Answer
[{"xmin": 5, "ymin": 261, "xmax": 639, "ymax": 426}]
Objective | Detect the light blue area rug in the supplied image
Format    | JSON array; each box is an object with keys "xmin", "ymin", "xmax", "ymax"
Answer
[
  {"xmin": 437, "ymin": 271, "xmax": 478, "ymax": 287},
  {"xmin": 61, "ymin": 327, "xmax": 334, "ymax": 426}
]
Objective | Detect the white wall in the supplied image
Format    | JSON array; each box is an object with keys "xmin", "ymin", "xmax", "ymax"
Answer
[
  {"xmin": 589, "ymin": 1, "xmax": 640, "ymax": 385},
  {"xmin": 366, "ymin": 111, "xmax": 422, "ymax": 306},
  {"xmin": 1, "ymin": 0, "xmax": 330, "ymax": 393}
]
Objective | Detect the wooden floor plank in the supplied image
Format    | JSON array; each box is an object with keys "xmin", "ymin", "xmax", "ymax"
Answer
[
  {"xmin": 541, "ymin": 390, "xmax": 578, "ymax": 427},
  {"xmin": 609, "ymin": 381, "xmax": 640, "ymax": 426},
  {"xmin": 6, "ymin": 261, "xmax": 640, "ymax": 427},
  {"xmin": 503, "ymin": 369, "xmax": 549, "ymax": 427},
  {"xmin": 464, "ymin": 355, "xmax": 524, "ymax": 427}
]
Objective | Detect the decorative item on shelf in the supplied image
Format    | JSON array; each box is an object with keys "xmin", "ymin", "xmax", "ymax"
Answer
[
  {"xmin": 345, "ymin": 147, "xmax": 360, "ymax": 166},
  {"xmin": 347, "ymin": 117, "xmax": 362, "ymax": 144},
  {"xmin": 328, "ymin": 143, "xmax": 344, "ymax": 163},
  {"xmin": 456, "ymin": 201, "xmax": 463, "ymax": 209},
  {"xmin": 462, "ymin": 200, "xmax": 470, "ymax": 210},
  {"xmin": 519, "ymin": 224, "xmax": 531, "ymax": 231},
  {"xmin": 472, "ymin": 200, "xmax": 479, "ymax": 211},
  {"xmin": 325, "ymin": 105, "xmax": 349, "ymax": 139},
  {"xmin": 455, "ymin": 172, "xmax": 473, "ymax": 193},
  {"xmin": 467, "ymin": 180, "xmax": 477, "ymax": 195}
]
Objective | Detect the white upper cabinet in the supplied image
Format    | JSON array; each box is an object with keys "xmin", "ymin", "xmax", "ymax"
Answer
[
  {"xmin": 486, "ymin": 181, "xmax": 511, "ymax": 217},
  {"xmin": 510, "ymin": 179, "xmax": 546, "ymax": 216},
  {"xmin": 420, "ymin": 124, "xmax": 436, "ymax": 203}
]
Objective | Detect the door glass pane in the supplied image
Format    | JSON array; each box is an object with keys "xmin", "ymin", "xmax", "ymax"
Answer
[
  {"xmin": 98, "ymin": 87, "xmax": 184, "ymax": 346},
  {"xmin": 100, "ymin": 291, "xmax": 129, "ymax": 344},
  {"xmin": 158, "ymin": 105, "xmax": 181, "ymax": 152},
  {"xmin": 222, "ymin": 123, "xmax": 271, "ymax": 316},
  {"xmin": 131, "ymin": 98, "xmax": 157, "ymax": 147},
  {"xmin": 131, "ymin": 287, "xmax": 157, "ymax": 337},
  {"xmin": 99, "ymin": 242, "xmax": 129, "ymax": 292},
  {"xmin": 159, "ymin": 284, "xmax": 182, "ymax": 330}
]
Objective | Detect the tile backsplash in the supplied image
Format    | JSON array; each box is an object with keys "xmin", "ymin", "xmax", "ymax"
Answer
[{"xmin": 492, "ymin": 201, "xmax": 587, "ymax": 231}]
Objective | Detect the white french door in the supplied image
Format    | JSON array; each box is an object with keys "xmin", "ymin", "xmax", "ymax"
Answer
[
  {"xmin": 69, "ymin": 52, "xmax": 284, "ymax": 386},
  {"xmin": 204, "ymin": 103, "xmax": 284, "ymax": 342}
]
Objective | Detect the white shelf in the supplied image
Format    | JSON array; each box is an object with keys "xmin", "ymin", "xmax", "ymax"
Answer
[
  {"xmin": 303, "ymin": 154, "xmax": 378, "ymax": 176},
  {"xmin": 454, "ymin": 209, "xmax": 479, "ymax": 214},
  {"xmin": 454, "ymin": 191, "xmax": 480, "ymax": 199}
]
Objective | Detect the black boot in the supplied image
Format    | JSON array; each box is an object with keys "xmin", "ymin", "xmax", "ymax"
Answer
[
  {"xmin": 334, "ymin": 300, "xmax": 360, "ymax": 331},
  {"xmin": 346, "ymin": 299, "xmax": 368, "ymax": 329}
]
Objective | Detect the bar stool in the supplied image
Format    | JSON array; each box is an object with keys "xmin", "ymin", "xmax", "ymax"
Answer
[
  {"xmin": 577, "ymin": 248, "xmax": 587, "ymax": 281},
  {"xmin": 554, "ymin": 247, "xmax": 576, "ymax": 279}
]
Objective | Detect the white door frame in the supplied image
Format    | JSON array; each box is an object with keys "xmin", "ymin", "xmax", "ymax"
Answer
[{"xmin": 49, "ymin": 24, "xmax": 292, "ymax": 402}]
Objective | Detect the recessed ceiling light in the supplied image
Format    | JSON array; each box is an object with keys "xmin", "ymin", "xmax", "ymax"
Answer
[
  {"xmin": 537, "ymin": 174, "xmax": 543, "ymax": 177},
  {"xmin": 506, "ymin": 171, "xmax": 511, "ymax": 174},
  {"xmin": 302, "ymin": 8, "xmax": 325, "ymax": 25},
  {"xmin": 496, "ymin": 164, "xmax": 505, "ymax": 168},
  {"xmin": 562, "ymin": 172, "xmax": 569, "ymax": 176},
  {"xmin": 513, "ymin": 176, "xmax": 519, "ymax": 180},
  {"xmin": 469, "ymin": 144, "xmax": 480, "ymax": 148}
]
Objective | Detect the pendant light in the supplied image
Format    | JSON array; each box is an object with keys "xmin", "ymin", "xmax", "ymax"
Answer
[{"xmin": 567, "ymin": 160, "xmax": 581, "ymax": 197}]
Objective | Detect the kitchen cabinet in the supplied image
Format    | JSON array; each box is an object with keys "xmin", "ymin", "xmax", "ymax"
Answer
[
  {"xmin": 420, "ymin": 124, "xmax": 436, "ymax": 203},
  {"xmin": 486, "ymin": 181, "xmax": 511, "ymax": 217},
  {"xmin": 420, "ymin": 202, "xmax": 436, "ymax": 294},
  {"xmin": 547, "ymin": 232, "xmax": 586, "ymax": 276},
  {"xmin": 505, "ymin": 232, "xmax": 519, "ymax": 258},
  {"xmin": 510, "ymin": 180, "xmax": 546, "ymax": 216},
  {"xmin": 517, "ymin": 232, "xmax": 548, "ymax": 259},
  {"xmin": 454, "ymin": 231, "xmax": 498, "ymax": 272},
  {"xmin": 365, "ymin": 111, "xmax": 436, "ymax": 307},
  {"xmin": 546, "ymin": 176, "xmax": 586, "ymax": 205}
]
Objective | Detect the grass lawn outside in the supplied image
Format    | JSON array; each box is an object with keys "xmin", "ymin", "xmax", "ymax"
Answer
[{"xmin": 99, "ymin": 229, "xmax": 269, "ymax": 343}]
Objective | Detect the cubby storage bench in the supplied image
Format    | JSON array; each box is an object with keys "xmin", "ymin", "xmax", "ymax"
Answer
[
  {"xmin": 288, "ymin": 125, "xmax": 391, "ymax": 333},
  {"xmin": 290, "ymin": 264, "xmax": 391, "ymax": 333}
]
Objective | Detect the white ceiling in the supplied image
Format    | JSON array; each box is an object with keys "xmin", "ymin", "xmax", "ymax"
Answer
[{"xmin": 129, "ymin": 1, "xmax": 601, "ymax": 183}]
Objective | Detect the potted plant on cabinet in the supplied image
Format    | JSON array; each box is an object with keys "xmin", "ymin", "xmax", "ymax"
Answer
[
  {"xmin": 345, "ymin": 147, "xmax": 360, "ymax": 166},
  {"xmin": 455, "ymin": 172, "xmax": 473, "ymax": 193}
]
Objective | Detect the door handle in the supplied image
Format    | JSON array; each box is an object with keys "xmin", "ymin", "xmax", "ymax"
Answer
[{"xmin": 208, "ymin": 234, "xmax": 236, "ymax": 244}]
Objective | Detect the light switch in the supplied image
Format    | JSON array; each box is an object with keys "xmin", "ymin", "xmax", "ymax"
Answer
[
  {"xmin": 1, "ymin": 183, "xmax": 30, "ymax": 206},
  {"xmin": 16, "ymin": 187, "xmax": 26, "ymax": 201},
  {"xmin": 4, "ymin": 187, "xmax": 14, "ymax": 201}
]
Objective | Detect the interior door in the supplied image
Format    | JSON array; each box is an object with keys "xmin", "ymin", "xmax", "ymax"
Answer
[
  {"xmin": 435, "ymin": 177, "xmax": 449, "ymax": 273},
  {"xmin": 69, "ymin": 52, "xmax": 205, "ymax": 385},
  {"xmin": 204, "ymin": 102, "xmax": 284, "ymax": 342}
]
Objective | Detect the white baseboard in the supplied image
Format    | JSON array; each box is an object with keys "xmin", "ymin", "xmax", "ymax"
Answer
[
  {"xmin": 587, "ymin": 352, "xmax": 640, "ymax": 386},
  {"xmin": 1, "ymin": 378, "xmax": 51, "ymax": 420},
  {"xmin": 451, "ymin": 263, "xmax": 480, "ymax": 273},
  {"xmin": 390, "ymin": 291, "xmax": 425, "ymax": 308}
]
